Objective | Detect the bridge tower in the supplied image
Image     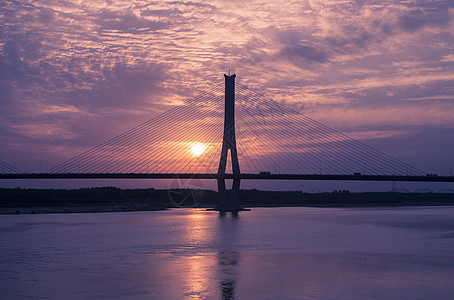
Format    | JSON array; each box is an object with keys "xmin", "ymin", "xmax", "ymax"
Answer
[{"xmin": 214, "ymin": 74, "xmax": 248, "ymax": 214}]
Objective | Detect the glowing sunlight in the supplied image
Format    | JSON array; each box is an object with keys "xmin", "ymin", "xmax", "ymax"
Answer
[{"xmin": 190, "ymin": 142, "xmax": 208, "ymax": 157}]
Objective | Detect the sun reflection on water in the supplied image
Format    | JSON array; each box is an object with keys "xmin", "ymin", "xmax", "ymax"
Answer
[
  {"xmin": 143, "ymin": 210, "xmax": 242, "ymax": 299},
  {"xmin": 181, "ymin": 210, "xmax": 216, "ymax": 298},
  {"xmin": 183, "ymin": 255, "xmax": 214, "ymax": 299}
]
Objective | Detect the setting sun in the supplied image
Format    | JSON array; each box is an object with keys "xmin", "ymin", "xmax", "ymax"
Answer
[{"xmin": 190, "ymin": 142, "xmax": 208, "ymax": 156}]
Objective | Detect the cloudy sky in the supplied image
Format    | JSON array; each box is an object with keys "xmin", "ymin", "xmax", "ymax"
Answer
[{"xmin": 1, "ymin": 0, "xmax": 454, "ymax": 178}]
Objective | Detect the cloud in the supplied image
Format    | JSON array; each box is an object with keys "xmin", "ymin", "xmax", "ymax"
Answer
[
  {"xmin": 279, "ymin": 44, "xmax": 329, "ymax": 65},
  {"xmin": 70, "ymin": 62, "xmax": 169, "ymax": 109},
  {"xmin": 95, "ymin": 9, "xmax": 169, "ymax": 33},
  {"xmin": 1, "ymin": 0, "xmax": 454, "ymax": 176},
  {"xmin": 307, "ymin": 102, "xmax": 454, "ymax": 130},
  {"xmin": 399, "ymin": 3, "xmax": 452, "ymax": 32},
  {"xmin": 325, "ymin": 28, "xmax": 374, "ymax": 53},
  {"xmin": 0, "ymin": 59, "xmax": 171, "ymax": 149},
  {"xmin": 404, "ymin": 95, "xmax": 454, "ymax": 101},
  {"xmin": 441, "ymin": 54, "xmax": 454, "ymax": 62}
]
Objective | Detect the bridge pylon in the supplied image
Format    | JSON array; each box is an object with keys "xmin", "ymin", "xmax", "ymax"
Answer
[{"xmin": 211, "ymin": 74, "xmax": 249, "ymax": 214}]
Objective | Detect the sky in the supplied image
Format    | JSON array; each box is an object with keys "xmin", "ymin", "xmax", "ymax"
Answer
[{"xmin": 1, "ymin": 0, "xmax": 454, "ymax": 190}]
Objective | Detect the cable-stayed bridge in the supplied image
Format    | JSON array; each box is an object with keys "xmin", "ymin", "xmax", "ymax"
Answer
[{"xmin": 1, "ymin": 74, "xmax": 453, "ymax": 212}]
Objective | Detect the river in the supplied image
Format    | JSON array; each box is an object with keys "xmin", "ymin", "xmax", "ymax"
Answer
[{"xmin": 1, "ymin": 207, "xmax": 454, "ymax": 299}]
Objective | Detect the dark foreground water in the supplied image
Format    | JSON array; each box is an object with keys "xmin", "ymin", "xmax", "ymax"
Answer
[{"xmin": 1, "ymin": 207, "xmax": 454, "ymax": 299}]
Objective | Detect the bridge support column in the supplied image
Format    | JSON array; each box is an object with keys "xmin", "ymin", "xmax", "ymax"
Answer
[
  {"xmin": 211, "ymin": 74, "xmax": 249, "ymax": 214},
  {"xmin": 216, "ymin": 177, "xmax": 242, "ymax": 214}
]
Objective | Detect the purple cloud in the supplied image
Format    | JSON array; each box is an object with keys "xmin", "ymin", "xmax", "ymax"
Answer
[
  {"xmin": 1, "ymin": 0, "xmax": 454, "ymax": 182},
  {"xmin": 399, "ymin": 6, "xmax": 451, "ymax": 32},
  {"xmin": 279, "ymin": 44, "xmax": 329, "ymax": 64},
  {"xmin": 95, "ymin": 10, "xmax": 169, "ymax": 33}
]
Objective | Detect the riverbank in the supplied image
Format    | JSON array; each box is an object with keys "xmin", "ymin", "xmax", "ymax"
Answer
[
  {"xmin": 0, "ymin": 205, "xmax": 168, "ymax": 215},
  {"xmin": 1, "ymin": 187, "xmax": 454, "ymax": 214}
]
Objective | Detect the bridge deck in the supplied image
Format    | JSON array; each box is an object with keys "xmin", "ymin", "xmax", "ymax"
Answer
[{"xmin": 1, "ymin": 173, "xmax": 453, "ymax": 182}]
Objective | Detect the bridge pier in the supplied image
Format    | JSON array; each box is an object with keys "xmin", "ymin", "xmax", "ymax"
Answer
[
  {"xmin": 210, "ymin": 74, "xmax": 249, "ymax": 214},
  {"xmin": 213, "ymin": 176, "xmax": 249, "ymax": 214}
]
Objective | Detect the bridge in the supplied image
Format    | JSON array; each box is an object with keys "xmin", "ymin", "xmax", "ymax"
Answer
[{"xmin": 1, "ymin": 74, "xmax": 453, "ymax": 213}]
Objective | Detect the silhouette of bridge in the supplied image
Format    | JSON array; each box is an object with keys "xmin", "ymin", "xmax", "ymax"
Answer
[{"xmin": 1, "ymin": 74, "xmax": 453, "ymax": 212}]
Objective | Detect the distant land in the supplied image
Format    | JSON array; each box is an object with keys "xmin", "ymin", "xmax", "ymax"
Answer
[{"xmin": 1, "ymin": 187, "xmax": 454, "ymax": 214}]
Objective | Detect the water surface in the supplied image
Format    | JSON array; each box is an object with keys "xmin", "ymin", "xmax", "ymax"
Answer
[{"xmin": 1, "ymin": 207, "xmax": 454, "ymax": 299}]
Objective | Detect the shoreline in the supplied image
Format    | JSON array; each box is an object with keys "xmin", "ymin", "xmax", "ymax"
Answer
[
  {"xmin": 0, "ymin": 205, "xmax": 169, "ymax": 215},
  {"xmin": 3, "ymin": 202, "xmax": 454, "ymax": 215},
  {"xmin": 2, "ymin": 187, "xmax": 454, "ymax": 215}
]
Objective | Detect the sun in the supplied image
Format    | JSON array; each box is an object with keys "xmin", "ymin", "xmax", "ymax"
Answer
[{"xmin": 190, "ymin": 142, "xmax": 208, "ymax": 156}]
